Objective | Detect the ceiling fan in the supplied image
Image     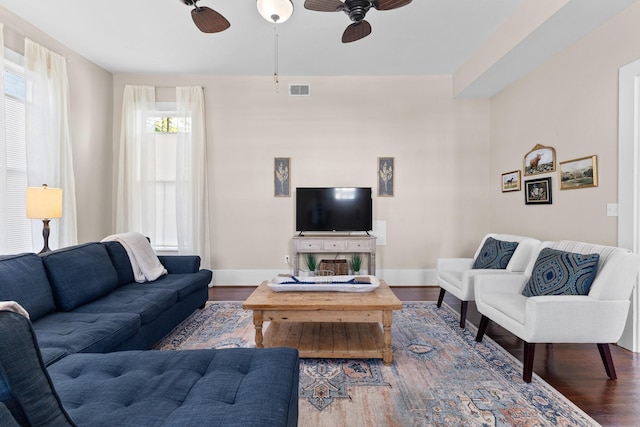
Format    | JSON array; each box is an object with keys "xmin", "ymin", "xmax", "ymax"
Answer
[
  {"xmin": 304, "ymin": 0, "xmax": 412, "ymax": 43},
  {"xmin": 180, "ymin": 0, "xmax": 231, "ymax": 33}
]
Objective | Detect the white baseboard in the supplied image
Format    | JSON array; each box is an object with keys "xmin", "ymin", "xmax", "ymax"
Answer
[{"xmin": 210, "ymin": 269, "xmax": 437, "ymax": 286}]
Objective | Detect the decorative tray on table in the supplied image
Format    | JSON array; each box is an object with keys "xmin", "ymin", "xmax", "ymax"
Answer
[{"xmin": 268, "ymin": 275, "xmax": 380, "ymax": 293}]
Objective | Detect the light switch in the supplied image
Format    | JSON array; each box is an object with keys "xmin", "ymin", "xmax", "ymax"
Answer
[{"xmin": 607, "ymin": 203, "xmax": 618, "ymax": 217}]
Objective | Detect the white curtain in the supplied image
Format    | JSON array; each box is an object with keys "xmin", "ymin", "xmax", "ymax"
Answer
[
  {"xmin": 0, "ymin": 24, "xmax": 7, "ymax": 250},
  {"xmin": 24, "ymin": 38, "xmax": 77, "ymax": 249},
  {"xmin": 176, "ymin": 86, "xmax": 211, "ymax": 269},
  {"xmin": 115, "ymin": 85, "xmax": 157, "ymax": 240}
]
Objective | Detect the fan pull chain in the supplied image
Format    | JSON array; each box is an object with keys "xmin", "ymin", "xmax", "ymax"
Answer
[{"xmin": 274, "ymin": 25, "xmax": 279, "ymax": 92}]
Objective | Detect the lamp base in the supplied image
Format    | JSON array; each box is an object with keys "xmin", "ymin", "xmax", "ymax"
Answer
[{"xmin": 39, "ymin": 219, "xmax": 52, "ymax": 254}]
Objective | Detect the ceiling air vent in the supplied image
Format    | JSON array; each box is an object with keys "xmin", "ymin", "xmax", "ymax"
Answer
[{"xmin": 289, "ymin": 84, "xmax": 311, "ymax": 96}]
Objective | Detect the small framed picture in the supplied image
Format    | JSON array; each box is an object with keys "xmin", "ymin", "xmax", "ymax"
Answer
[
  {"xmin": 525, "ymin": 177, "xmax": 552, "ymax": 205},
  {"xmin": 274, "ymin": 157, "xmax": 290, "ymax": 197},
  {"xmin": 524, "ymin": 144, "xmax": 556, "ymax": 176},
  {"xmin": 378, "ymin": 157, "xmax": 394, "ymax": 197},
  {"xmin": 501, "ymin": 170, "xmax": 521, "ymax": 192},
  {"xmin": 559, "ymin": 155, "xmax": 598, "ymax": 190}
]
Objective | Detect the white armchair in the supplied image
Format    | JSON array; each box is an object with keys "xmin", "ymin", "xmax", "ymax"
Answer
[
  {"xmin": 437, "ymin": 233, "xmax": 540, "ymax": 328},
  {"xmin": 474, "ymin": 240, "xmax": 640, "ymax": 383}
]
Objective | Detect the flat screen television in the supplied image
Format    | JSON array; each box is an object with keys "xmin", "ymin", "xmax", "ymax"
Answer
[{"xmin": 296, "ymin": 187, "xmax": 372, "ymax": 233}]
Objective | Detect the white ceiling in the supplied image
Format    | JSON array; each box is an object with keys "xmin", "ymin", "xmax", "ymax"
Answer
[{"xmin": 0, "ymin": 0, "xmax": 637, "ymax": 96}]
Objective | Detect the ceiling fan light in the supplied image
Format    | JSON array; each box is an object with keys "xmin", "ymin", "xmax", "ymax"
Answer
[{"xmin": 257, "ymin": 0, "xmax": 294, "ymax": 23}]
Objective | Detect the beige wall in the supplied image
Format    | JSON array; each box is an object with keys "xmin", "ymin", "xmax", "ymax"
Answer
[
  {"xmin": 489, "ymin": 1, "xmax": 640, "ymax": 245},
  {"xmin": 9, "ymin": 2, "xmax": 640, "ymax": 283},
  {"xmin": 113, "ymin": 74, "xmax": 491, "ymax": 281},
  {"xmin": 0, "ymin": 7, "xmax": 114, "ymax": 244}
]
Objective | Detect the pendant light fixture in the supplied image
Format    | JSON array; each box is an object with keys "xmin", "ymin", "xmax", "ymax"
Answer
[
  {"xmin": 257, "ymin": 0, "xmax": 294, "ymax": 23},
  {"xmin": 257, "ymin": 0, "xmax": 293, "ymax": 92}
]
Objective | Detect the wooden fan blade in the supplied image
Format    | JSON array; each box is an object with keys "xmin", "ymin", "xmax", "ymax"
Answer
[
  {"xmin": 304, "ymin": 0, "xmax": 344, "ymax": 12},
  {"xmin": 191, "ymin": 6, "xmax": 230, "ymax": 33},
  {"xmin": 374, "ymin": 0, "xmax": 412, "ymax": 11},
  {"xmin": 342, "ymin": 21, "xmax": 372, "ymax": 43}
]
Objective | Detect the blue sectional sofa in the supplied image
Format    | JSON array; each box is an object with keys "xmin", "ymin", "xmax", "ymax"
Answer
[
  {"xmin": 0, "ymin": 241, "xmax": 300, "ymax": 426},
  {"xmin": 0, "ymin": 241, "xmax": 212, "ymax": 366}
]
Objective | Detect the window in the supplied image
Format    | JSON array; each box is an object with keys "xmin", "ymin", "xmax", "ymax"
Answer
[
  {"xmin": 150, "ymin": 107, "xmax": 190, "ymax": 253},
  {"xmin": 117, "ymin": 86, "xmax": 209, "ymax": 266},
  {"xmin": 1, "ymin": 50, "xmax": 31, "ymax": 254}
]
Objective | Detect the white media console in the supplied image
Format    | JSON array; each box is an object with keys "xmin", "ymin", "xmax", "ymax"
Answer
[{"xmin": 292, "ymin": 235, "xmax": 377, "ymax": 276}]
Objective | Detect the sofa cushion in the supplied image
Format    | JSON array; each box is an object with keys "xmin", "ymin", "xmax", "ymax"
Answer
[
  {"xmin": 150, "ymin": 270, "xmax": 212, "ymax": 301},
  {"xmin": 42, "ymin": 243, "xmax": 120, "ymax": 311},
  {"xmin": 39, "ymin": 347, "xmax": 69, "ymax": 367},
  {"xmin": 472, "ymin": 237, "xmax": 519, "ymax": 270},
  {"xmin": 0, "ymin": 253, "xmax": 55, "ymax": 321},
  {"xmin": 32, "ymin": 312, "xmax": 141, "ymax": 365},
  {"xmin": 71, "ymin": 286, "xmax": 177, "ymax": 325},
  {"xmin": 522, "ymin": 248, "xmax": 600, "ymax": 297},
  {"xmin": 49, "ymin": 347, "xmax": 299, "ymax": 427},
  {"xmin": 102, "ymin": 241, "xmax": 136, "ymax": 287}
]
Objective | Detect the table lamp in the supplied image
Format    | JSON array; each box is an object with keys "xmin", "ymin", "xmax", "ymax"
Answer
[{"xmin": 26, "ymin": 184, "xmax": 63, "ymax": 254}]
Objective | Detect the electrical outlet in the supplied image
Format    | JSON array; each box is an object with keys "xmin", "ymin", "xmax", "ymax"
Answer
[{"xmin": 284, "ymin": 255, "xmax": 290, "ymax": 264}]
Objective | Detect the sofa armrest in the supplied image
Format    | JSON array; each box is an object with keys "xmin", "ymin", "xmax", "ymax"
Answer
[
  {"xmin": 0, "ymin": 402, "xmax": 21, "ymax": 427},
  {"xmin": 437, "ymin": 258, "xmax": 474, "ymax": 272},
  {"xmin": 157, "ymin": 256, "xmax": 201, "ymax": 274},
  {"xmin": 524, "ymin": 296, "xmax": 631, "ymax": 343}
]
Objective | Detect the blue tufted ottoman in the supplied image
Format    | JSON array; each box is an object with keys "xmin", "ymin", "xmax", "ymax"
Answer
[{"xmin": 0, "ymin": 311, "xmax": 299, "ymax": 427}]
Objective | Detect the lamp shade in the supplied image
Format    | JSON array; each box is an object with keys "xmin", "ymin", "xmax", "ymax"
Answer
[
  {"xmin": 257, "ymin": 0, "xmax": 293, "ymax": 23},
  {"xmin": 26, "ymin": 185, "xmax": 63, "ymax": 219}
]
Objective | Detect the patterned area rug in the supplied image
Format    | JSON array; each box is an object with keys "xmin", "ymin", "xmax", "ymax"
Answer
[{"xmin": 153, "ymin": 302, "xmax": 599, "ymax": 426}]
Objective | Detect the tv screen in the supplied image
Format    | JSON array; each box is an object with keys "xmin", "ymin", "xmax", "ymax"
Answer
[{"xmin": 296, "ymin": 187, "xmax": 372, "ymax": 232}]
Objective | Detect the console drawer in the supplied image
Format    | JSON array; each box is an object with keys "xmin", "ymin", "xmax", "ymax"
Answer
[
  {"xmin": 323, "ymin": 240, "xmax": 347, "ymax": 251},
  {"xmin": 297, "ymin": 240, "xmax": 323, "ymax": 251},
  {"xmin": 347, "ymin": 240, "xmax": 372, "ymax": 251}
]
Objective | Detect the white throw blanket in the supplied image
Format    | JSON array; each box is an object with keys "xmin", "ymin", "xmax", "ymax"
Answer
[
  {"xmin": 101, "ymin": 232, "xmax": 167, "ymax": 283},
  {"xmin": 0, "ymin": 301, "xmax": 29, "ymax": 318}
]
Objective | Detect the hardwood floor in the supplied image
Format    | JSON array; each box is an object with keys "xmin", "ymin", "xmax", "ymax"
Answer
[{"xmin": 209, "ymin": 285, "xmax": 640, "ymax": 426}]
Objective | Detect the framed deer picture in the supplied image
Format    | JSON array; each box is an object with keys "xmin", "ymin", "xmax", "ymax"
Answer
[{"xmin": 524, "ymin": 144, "xmax": 556, "ymax": 176}]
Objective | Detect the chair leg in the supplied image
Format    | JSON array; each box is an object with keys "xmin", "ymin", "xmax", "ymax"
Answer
[
  {"xmin": 459, "ymin": 301, "xmax": 468, "ymax": 328},
  {"xmin": 475, "ymin": 315, "xmax": 489, "ymax": 342},
  {"xmin": 597, "ymin": 343, "xmax": 617, "ymax": 380},
  {"xmin": 523, "ymin": 342, "xmax": 535, "ymax": 383},
  {"xmin": 436, "ymin": 288, "xmax": 445, "ymax": 308}
]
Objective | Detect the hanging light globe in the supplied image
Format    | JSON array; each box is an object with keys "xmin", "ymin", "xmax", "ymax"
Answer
[{"xmin": 257, "ymin": 0, "xmax": 294, "ymax": 23}]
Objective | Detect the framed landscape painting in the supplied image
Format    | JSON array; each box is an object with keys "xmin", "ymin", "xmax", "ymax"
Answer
[
  {"xmin": 524, "ymin": 177, "xmax": 552, "ymax": 205},
  {"xmin": 501, "ymin": 170, "xmax": 521, "ymax": 192},
  {"xmin": 274, "ymin": 157, "xmax": 290, "ymax": 197},
  {"xmin": 559, "ymin": 155, "xmax": 598, "ymax": 190}
]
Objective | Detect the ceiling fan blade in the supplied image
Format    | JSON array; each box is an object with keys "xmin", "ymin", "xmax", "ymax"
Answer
[
  {"xmin": 304, "ymin": 0, "xmax": 344, "ymax": 12},
  {"xmin": 191, "ymin": 6, "xmax": 230, "ymax": 33},
  {"xmin": 374, "ymin": 0, "xmax": 412, "ymax": 11},
  {"xmin": 342, "ymin": 20, "xmax": 372, "ymax": 43}
]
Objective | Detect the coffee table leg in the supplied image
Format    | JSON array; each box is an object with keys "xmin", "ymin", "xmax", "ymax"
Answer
[
  {"xmin": 383, "ymin": 310, "xmax": 393, "ymax": 365},
  {"xmin": 253, "ymin": 311, "xmax": 264, "ymax": 348}
]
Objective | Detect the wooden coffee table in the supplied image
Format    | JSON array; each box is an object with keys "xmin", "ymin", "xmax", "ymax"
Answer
[{"xmin": 242, "ymin": 280, "xmax": 402, "ymax": 365}]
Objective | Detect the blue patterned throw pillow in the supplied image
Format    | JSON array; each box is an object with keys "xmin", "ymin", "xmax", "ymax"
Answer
[
  {"xmin": 522, "ymin": 248, "xmax": 600, "ymax": 297},
  {"xmin": 472, "ymin": 237, "xmax": 519, "ymax": 270}
]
